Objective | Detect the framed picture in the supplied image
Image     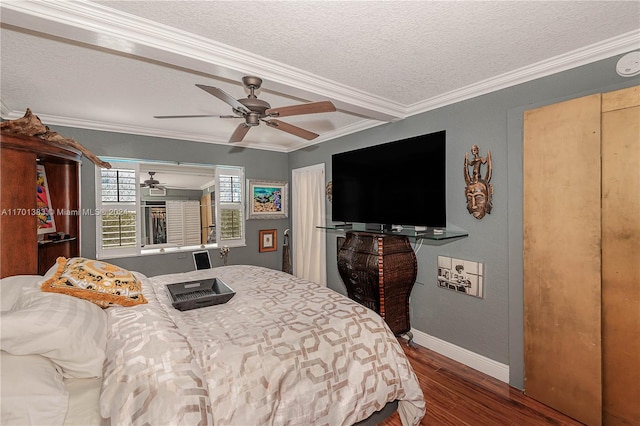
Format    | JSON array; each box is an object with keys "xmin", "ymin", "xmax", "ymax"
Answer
[
  {"xmin": 259, "ymin": 229, "xmax": 277, "ymax": 253},
  {"xmin": 36, "ymin": 164, "xmax": 56, "ymax": 235},
  {"xmin": 247, "ymin": 179, "xmax": 288, "ymax": 219}
]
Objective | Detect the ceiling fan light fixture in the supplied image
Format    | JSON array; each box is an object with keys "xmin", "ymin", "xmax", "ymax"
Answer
[{"xmin": 246, "ymin": 113, "xmax": 260, "ymax": 126}]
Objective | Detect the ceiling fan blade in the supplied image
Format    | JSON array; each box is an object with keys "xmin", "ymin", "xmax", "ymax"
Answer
[
  {"xmin": 195, "ymin": 84, "xmax": 251, "ymax": 114},
  {"xmin": 154, "ymin": 114, "xmax": 221, "ymax": 119},
  {"xmin": 229, "ymin": 123, "xmax": 251, "ymax": 143},
  {"xmin": 265, "ymin": 101, "xmax": 336, "ymax": 118},
  {"xmin": 265, "ymin": 119, "xmax": 319, "ymax": 140}
]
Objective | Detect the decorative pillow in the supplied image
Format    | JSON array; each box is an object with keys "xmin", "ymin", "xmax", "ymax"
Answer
[
  {"xmin": 0, "ymin": 351, "xmax": 69, "ymax": 426},
  {"xmin": 40, "ymin": 257, "xmax": 147, "ymax": 308},
  {"xmin": 0, "ymin": 289, "xmax": 107, "ymax": 378}
]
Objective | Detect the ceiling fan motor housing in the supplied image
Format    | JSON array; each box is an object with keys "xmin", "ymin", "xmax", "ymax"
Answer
[{"xmin": 238, "ymin": 97, "xmax": 271, "ymax": 116}]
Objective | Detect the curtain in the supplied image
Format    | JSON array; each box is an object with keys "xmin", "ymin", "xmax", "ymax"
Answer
[{"xmin": 292, "ymin": 164, "xmax": 326, "ymax": 286}]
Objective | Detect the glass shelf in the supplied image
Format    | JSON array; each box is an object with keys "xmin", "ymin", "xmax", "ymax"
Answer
[
  {"xmin": 37, "ymin": 237, "xmax": 77, "ymax": 245},
  {"xmin": 317, "ymin": 223, "xmax": 468, "ymax": 242}
]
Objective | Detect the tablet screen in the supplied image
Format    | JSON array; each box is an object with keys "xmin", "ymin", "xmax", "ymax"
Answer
[{"xmin": 193, "ymin": 251, "xmax": 211, "ymax": 270}]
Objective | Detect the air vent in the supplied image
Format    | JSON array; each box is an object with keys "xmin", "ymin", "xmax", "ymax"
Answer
[{"xmin": 149, "ymin": 187, "xmax": 167, "ymax": 197}]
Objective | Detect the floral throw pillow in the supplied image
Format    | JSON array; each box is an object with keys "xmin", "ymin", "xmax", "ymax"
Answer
[{"xmin": 41, "ymin": 257, "xmax": 147, "ymax": 308}]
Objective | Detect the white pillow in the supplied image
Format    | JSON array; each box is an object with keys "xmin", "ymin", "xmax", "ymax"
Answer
[
  {"xmin": 0, "ymin": 290, "xmax": 107, "ymax": 378},
  {"xmin": 0, "ymin": 350, "xmax": 69, "ymax": 426},
  {"xmin": 0, "ymin": 275, "xmax": 42, "ymax": 312}
]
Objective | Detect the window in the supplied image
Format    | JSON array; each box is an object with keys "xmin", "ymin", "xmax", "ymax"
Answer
[
  {"xmin": 215, "ymin": 167, "xmax": 244, "ymax": 244},
  {"xmin": 95, "ymin": 163, "xmax": 140, "ymax": 259},
  {"xmin": 95, "ymin": 159, "xmax": 245, "ymax": 259}
]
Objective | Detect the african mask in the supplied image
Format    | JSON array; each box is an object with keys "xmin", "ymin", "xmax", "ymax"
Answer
[{"xmin": 464, "ymin": 145, "xmax": 493, "ymax": 219}]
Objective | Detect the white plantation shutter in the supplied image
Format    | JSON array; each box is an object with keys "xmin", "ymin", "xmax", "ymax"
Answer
[
  {"xmin": 165, "ymin": 201, "xmax": 183, "ymax": 245},
  {"xmin": 183, "ymin": 200, "xmax": 201, "ymax": 245},
  {"xmin": 166, "ymin": 200, "xmax": 201, "ymax": 246},
  {"xmin": 95, "ymin": 162, "xmax": 141, "ymax": 259},
  {"xmin": 215, "ymin": 167, "xmax": 245, "ymax": 247}
]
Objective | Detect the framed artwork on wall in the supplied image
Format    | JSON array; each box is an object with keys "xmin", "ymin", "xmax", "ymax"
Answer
[
  {"xmin": 259, "ymin": 229, "xmax": 277, "ymax": 252},
  {"xmin": 36, "ymin": 164, "xmax": 56, "ymax": 235},
  {"xmin": 247, "ymin": 179, "xmax": 288, "ymax": 219}
]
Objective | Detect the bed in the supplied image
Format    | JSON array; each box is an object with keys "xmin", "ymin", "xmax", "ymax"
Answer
[{"xmin": 1, "ymin": 262, "xmax": 425, "ymax": 425}]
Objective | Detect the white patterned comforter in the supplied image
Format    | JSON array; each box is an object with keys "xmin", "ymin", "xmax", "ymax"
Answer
[{"xmin": 100, "ymin": 265, "xmax": 425, "ymax": 425}]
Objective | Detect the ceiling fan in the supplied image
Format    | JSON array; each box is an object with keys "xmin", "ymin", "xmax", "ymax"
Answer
[
  {"xmin": 141, "ymin": 172, "xmax": 165, "ymax": 189},
  {"xmin": 154, "ymin": 76, "xmax": 336, "ymax": 143}
]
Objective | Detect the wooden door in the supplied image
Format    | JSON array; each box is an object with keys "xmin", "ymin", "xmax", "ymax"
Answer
[
  {"xmin": 601, "ymin": 86, "xmax": 640, "ymax": 425},
  {"xmin": 523, "ymin": 94, "xmax": 603, "ymax": 425}
]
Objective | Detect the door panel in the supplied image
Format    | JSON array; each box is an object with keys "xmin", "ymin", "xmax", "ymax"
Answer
[
  {"xmin": 601, "ymin": 86, "xmax": 640, "ymax": 425},
  {"xmin": 523, "ymin": 94, "xmax": 602, "ymax": 426}
]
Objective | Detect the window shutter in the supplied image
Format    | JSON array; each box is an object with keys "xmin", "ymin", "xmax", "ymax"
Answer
[
  {"xmin": 166, "ymin": 200, "xmax": 201, "ymax": 246},
  {"xmin": 95, "ymin": 163, "xmax": 140, "ymax": 259},
  {"xmin": 165, "ymin": 200, "xmax": 184, "ymax": 245},
  {"xmin": 183, "ymin": 200, "xmax": 201, "ymax": 245},
  {"xmin": 215, "ymin": 167, "xmax": 245, "ymax": 246}
]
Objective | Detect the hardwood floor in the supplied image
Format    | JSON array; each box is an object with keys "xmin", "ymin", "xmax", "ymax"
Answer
[{"xmin": 379, "ymin": 340, "xmax": 584, "ymax": 426}]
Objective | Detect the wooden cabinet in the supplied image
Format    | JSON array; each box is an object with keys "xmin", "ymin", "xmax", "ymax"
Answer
[
  {"xmin": 337, "ymin": 232, "xmax": 417, "ymax": 336},
  {"xmin": 1, "ymin": 133, "xmax": 81, "ymax": 278}
]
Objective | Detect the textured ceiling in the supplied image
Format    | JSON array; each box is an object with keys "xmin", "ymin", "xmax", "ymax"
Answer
[{"xmin": 1, "ymin": 1, "xmax": 639, "ymax": 152}]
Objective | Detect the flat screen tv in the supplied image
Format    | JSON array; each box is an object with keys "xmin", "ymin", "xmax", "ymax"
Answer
[{"xmin": 331, "ymin": 130, "xmax": 446, "ymax": 228}]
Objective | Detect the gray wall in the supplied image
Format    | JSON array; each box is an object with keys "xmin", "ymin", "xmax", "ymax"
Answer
[
  {"xmin": 44, "ymin": 126, "xmax": 291, "ymax": 277},
  {"xmin": 288, "ymin": 53, "xmax": 640, "ymax": 388}
]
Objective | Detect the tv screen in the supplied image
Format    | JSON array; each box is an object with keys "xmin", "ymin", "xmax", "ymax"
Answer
[{"xmin": 331, "ymin": 130, "xmax": 446, "ymax": 228}]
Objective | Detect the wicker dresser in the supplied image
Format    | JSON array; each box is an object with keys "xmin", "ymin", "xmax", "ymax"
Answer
[{"xmin": 337, "ymin": 231, "xmax": 417, "ymax": 336}]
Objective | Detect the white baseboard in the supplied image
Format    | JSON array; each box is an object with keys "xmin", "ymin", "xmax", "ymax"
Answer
[{"xmin": 409, "ymin": 328, "xmax": 510, "ymax": 383}]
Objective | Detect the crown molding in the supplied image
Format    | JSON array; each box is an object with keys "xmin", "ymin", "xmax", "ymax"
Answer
[
  {"xmin": 289, "ymin": 119, "xmax": 387, "ymax": 152},
  {"xmin": 0, "ymin": 108, "xmax": 307, "ymax": 153},
  {"xmin": 4, "ymin": 108, "xmax": 384, "ymax": 153},
  {"xmin": 408, "ymin": 30, "xmax": 640, "ymax": 116}
]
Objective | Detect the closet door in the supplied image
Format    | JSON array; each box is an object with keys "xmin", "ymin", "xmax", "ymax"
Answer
[
  {"xmin": 601, "ymin": 86, "xmax": 639, "ymax": 425},
  {"xmin": 166, "ymin": 200, "xmax": 201, "ymax": 246},
  {"xmin": 183, "ymin": 200, "xmax": 201, "ymax": 246},
  {"xmin": 523, "ymin": 94, "xmax": 602, "ymax": 426}
]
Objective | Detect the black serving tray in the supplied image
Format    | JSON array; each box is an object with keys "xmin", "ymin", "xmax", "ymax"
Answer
[{"xmin": 166, "ymin": 278, "xmax": 235, "ymax": 311}]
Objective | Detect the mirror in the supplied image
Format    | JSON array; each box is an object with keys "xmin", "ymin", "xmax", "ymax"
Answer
[{"xmin": 139, "ymin": 162, "xmax": 216, "ymax": 249}]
